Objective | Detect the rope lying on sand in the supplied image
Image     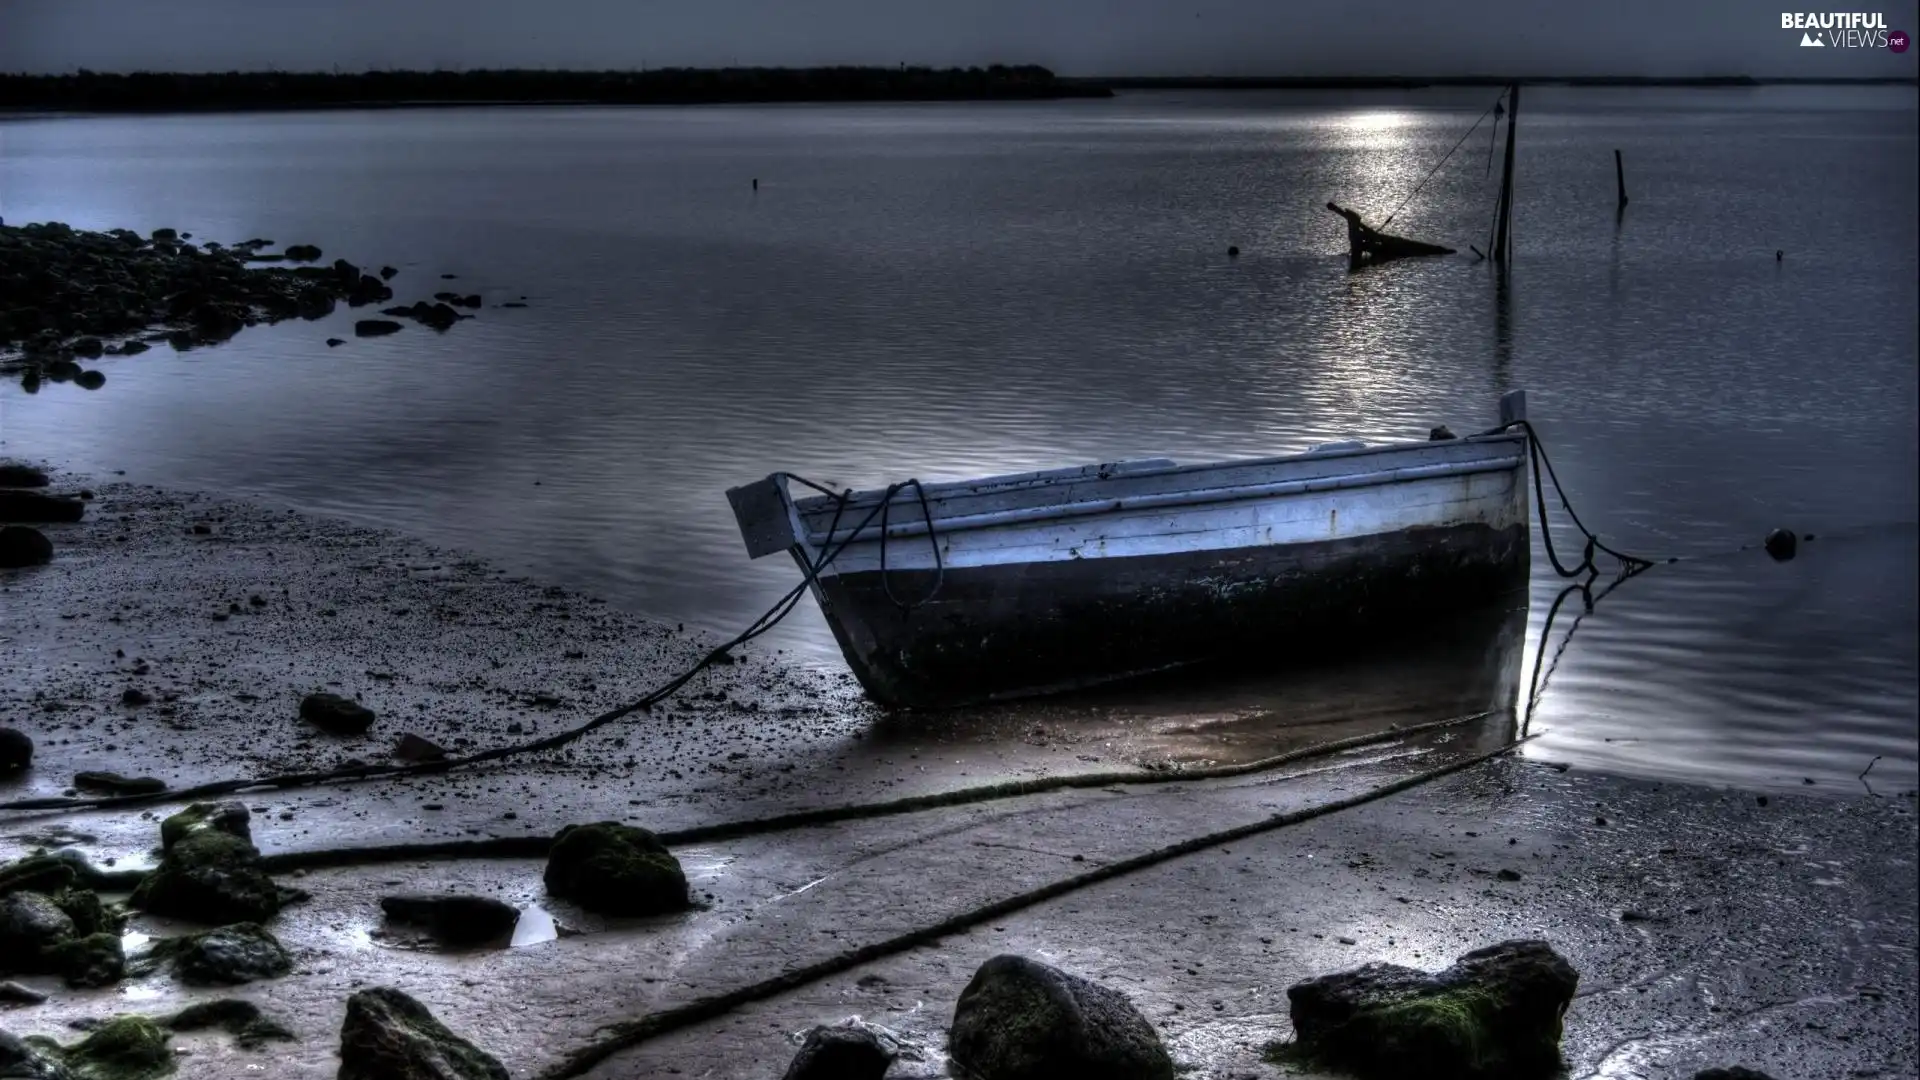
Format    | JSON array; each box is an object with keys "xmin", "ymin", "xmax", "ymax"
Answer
[
  {"xmin": 250, "ymin": 708, "xmax": 1493, "ymax": 873},
  {"xmin": 0, "ymin": 474, "xmax": 932, "ymax": 816},
  {"xmin": 537, "ymin": 732, "xmax": 1537, "ymax": 1080}
]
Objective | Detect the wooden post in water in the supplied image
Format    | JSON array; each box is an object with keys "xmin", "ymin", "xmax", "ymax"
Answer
[
  {"xmin": 1493, "ymin": 83, "xmax": 1520, "ymax": 267},
  {"xmin": 1614, "ymin": 149, "xmax": 1628, "ymax": 208}
]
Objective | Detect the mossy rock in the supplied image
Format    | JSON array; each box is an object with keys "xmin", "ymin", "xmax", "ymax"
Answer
[
  {"xmin": 1279, "ymin": 939, "xmax": 1578, "ymax": 1080},
  {"xmin": 130, "ymin": 805, "xmax": 302, "ymax": 925},
  {"xmin": 542, "ymin": 822, "xmax": 688, "ymax": 917},
  {"xmin": 0, "ymin": 854, "xmax": 77, "ymax": 898},
  {"xmin": 0, "ymin": 889, "xmax": 77, "ymax": 974},
  {"xmin": 23, "ymin": 1016, "xmax": 174, "ymax": 1080},
  {"xmin": 949, "ymin": 954, "xmax": 1175, "ymax": 1080},
  {"xmin": 48, "ymin": 932, "xmax": 126, "ymax": 988},
  {"xmin": 52, "ymin": 886, "xmax": 125, "ymax": 937},
  {"xmin": 0, "ymin": 1030, "xmax": 74, "ymax": 1080},
  {"xmin": 165, "ymin": 998, "xmax": 297, "ymax": 1049},
  {"xmin": 136, "ymin": 922, "xmax": 292, "ymax": 984},
  {"xmin": 337, "ymin": 987, "xmax": 508, "ymax": 1080}
]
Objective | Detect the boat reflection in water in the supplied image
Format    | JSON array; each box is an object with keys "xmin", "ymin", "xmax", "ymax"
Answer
[{"xmin": 862, "ymin": 596, "xmax": 1529, "ymax": 770}]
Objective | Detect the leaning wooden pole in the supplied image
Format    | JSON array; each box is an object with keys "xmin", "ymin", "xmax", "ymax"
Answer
[
  {"xmin": 1615, "ymin": 149, "xmax": 1628, "ymax": 207},
  {"xmin": 1493, "ymin": 82, "xmax": 1520, "ymax": 266}
]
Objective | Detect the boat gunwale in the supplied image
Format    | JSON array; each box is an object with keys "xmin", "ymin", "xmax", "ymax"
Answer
[
  {"xmin": 792, "ymin": 431, "xmax": 1525, "ymax": 517},
  {"xmin": 798, "ymin": 448, "xmax": 1526, "ymax": 547}
]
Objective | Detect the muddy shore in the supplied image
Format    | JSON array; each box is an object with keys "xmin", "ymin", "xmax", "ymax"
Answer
[{"xmin": 2, "ymin": 470, "xmax": 1914, "ymax": 1078}]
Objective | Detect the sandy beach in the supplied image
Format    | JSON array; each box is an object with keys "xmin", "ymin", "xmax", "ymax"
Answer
[{"xmin": 2, "ymin": 470, "xmax": 1915, "ymax": 1079}]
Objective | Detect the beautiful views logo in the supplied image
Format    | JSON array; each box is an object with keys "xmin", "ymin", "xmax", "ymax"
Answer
[{"xmin": 1780, "ymin": 11, "xmax": 1908, "ymax": 48}]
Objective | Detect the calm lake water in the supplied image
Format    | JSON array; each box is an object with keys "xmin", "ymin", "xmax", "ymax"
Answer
[{"xmin": 2, "ymin": 88, "xmax": 1915, "ymax": 793}]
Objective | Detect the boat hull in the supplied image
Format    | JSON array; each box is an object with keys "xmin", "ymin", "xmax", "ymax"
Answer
[
  {"xmin": 807, "ymin": 518, "xmax": 1527, "ymax": 708},
  {"xmin": 728, "ymin": 399, "xmax": 1534, "ymax": 709}
]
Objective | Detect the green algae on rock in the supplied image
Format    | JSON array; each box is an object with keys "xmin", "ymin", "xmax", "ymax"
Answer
[
  {"xmin": 542, "ymin": 822, "xmax": 689, "ymax": 917},
  {"xmin": 45, "ymin": 932, "xmax": 126, "ymax": 989},
  {"xmin": 337, "ymin": 987, "xmax": 509, "ymax": 1080},
  {"xmin": 949, "ymin": 954, "xmax": 1176, "ymax": 1080},
  {"xmin": 22, "ymin": 1016, "xmax": 174, "ymax": 1080},
  {"xmin": 1277, "ymin": 939, "xmax": 1579, "ymax": 1080},
  {"xmin": 129, "ymin": 802, "xmax": 305, "ymax": 925},
  {"xmin": 134, "ymin": 921, "xmax": 292, "ymax": 985},
  {"xmin": 0, "ymin": 1030, "xmax": 72, "ymax": 1080}
]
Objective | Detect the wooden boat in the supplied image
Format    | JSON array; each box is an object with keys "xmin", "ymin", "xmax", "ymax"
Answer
[
  {"xmin": 727, "ymin": 390, "xmax": 1532, "ymax": 709},
  {"xmin": 1328, "ymin": 202, "xmax": 1455, "ymax": 265}
]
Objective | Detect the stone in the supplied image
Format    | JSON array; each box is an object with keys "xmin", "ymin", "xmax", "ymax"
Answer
[
  {"xmin": 0, "ymin": 856, "xmax": 74, "ymax": 898},
  {"xmin": 0, "ymin": 1030, "xmax": 72, "ymax": 1080},
  {"xmin": 48, "ymin": 886, "xmax": 123, "ymax": 938},
  {"xmin": 0, "ymin": 492, "xmax": 85, "ymax": 524},
  {"xmin": 301, "ymin": 692, "xmax": 375, "ymax": 735},
  {"xmin": 542, "ymin": 822, "xmax": 689, "ymax": 917},
  {"xmin": 1695, "ymin": 1070, "xmax": 1778, "ymax": 1080},
  {"xmin": 326, "ymin": 338, "xmax": 346, "ymax": 347},
  {"xmin": 130, "ymin": 802, "xmax": 301, "ymax": 925},
  {"xmin": 379, "ymin": 266, "xmax": 398, "ymax": 280},
  {"xmin": 72, "ymin": 772, "xmax": 167, "ymax": 796},
  {"xmin": 394, "ymin": 733, "xmax": 446, "ymax": 762},
  {"xmin": 0, "ymin": 463, "xmax": 50, "ymax": 487},
  {"xmin": 337, "ymin": 986, "xmax": 509, "ymax": 1080},
  {"xmin": 1282, "ymin": 939, "xmax": 1578, "ymax": 1080},
  {"xmin": 1430, "ymin": 425, "xmax": 1458, "ymax": 440},
  {"xmin": 353, "ymin": 319, "xmax": 403, "ymax": 337},
  {"xmin": 47, "ymin": 932, "xmax": 125, "ymax": 988},
  {"xmin": 73, "ymin": 371, "xmax": 105, "ymax": 390},
  {"xmin": 949, "ymin": 954, "xmax": 1174, "ymax": 1080},
  {"xmin": 147, "ymin": 922, "xmax": 293, "ymax": 984},
  {"xmin": 0, "ymin": 979, "xmax": 49, "ymax": 1004},
  {"xmin": 0, "ymin": 727, "xmax": 31, "ymax": 773},
  {"xmin": 284, "ymin": 244, "xmax": 322, "ymax": 261},
  {"xmin": 119, "ymin": 340, "xmax": 150, "ymax": 356},
  {"xmin": 70, "ymin": 337, "xmax": 103, "ymax": 358},
  {"xmin": 120, "ymin": 688, "xmax": 151, "ymax": 707},
  {"xmin": 35, "ymin": 1015, "xmax": 173, "ymax": 1080},
  {"xmin": 1764, "ymin": 528, "xmax": 1797, "ymax": 561},
  {"xmin": 459, "ymin": 294, "xmax": 482, "ymax": 308},
  {"xmin": 380, "ymin": 893, "xmax": 519, "ymax": 946},
  {"xmin": 781, "ymin": 1023, "xmax": 895, "ymax": 1080},
  {"xmin": 0, "ymin": 890, "xmax": 76, "ymax": 966},
  {"xmin": 158, "ymin": 801, "xmax": 252, "ymax": 848},
  {"xmin": 164, "ymin": 998, "xmax": 295, "ymax": 1048}
]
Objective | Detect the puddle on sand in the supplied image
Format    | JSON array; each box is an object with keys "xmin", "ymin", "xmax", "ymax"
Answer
[{"xmin": 511, "ymin": 903, "xmax": 557, "ymax": 947}]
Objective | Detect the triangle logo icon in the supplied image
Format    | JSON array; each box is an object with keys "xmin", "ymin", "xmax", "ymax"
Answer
[{"xmin": 1800, "ymin": 31, "xmax": 1825, "ymax": 45}]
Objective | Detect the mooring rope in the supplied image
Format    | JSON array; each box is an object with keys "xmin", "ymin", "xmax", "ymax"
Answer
[
  {"xmin": 1, "ymin": 418, "xmax": 1669, "ymax": 817},
  {"xmin": 0, "ymin": 472, "xmax": 920, "ymax": 815},
  {"xmin": 537, "ymin": 732, "xmax": 1536, "ymax": 1080},
  {"xmin": 1379, "ymin": 91, "xmax": 1507, "ymax": 230},
  {"xmin": 250, "ymin": 708, "xmax": 1492, "ymax": 873}
]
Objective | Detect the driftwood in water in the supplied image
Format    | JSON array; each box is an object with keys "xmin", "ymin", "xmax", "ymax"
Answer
[{"xmin": 1326, "ymin": 202, "xmax": 1455, "ymax": 265}]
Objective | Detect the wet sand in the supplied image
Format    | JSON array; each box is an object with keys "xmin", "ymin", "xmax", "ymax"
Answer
[{"xmin": 2, "ymin": 472, "xmax": 1914, "ymax": 1078}]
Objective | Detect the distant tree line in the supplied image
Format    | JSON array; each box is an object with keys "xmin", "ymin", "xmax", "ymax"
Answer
[{"xmin": 0, "ymin": 66, "xmax": 1115, "ymax": 111}]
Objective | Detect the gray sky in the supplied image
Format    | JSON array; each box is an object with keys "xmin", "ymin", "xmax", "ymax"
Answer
[{"xmin": 3, "ymin": 0, "xmax": 1917, "ymax": 77}]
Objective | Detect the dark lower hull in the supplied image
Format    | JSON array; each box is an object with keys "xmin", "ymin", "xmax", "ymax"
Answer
[{"xmin": 808, "ymin": 522, "xmax": 1530, "ymax": 709}]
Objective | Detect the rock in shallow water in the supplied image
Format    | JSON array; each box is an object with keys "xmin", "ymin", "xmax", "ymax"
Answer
[
  {"xmin": 380, "ymin": 893, "xmax": 519, "ymax": 946},
  {"xmin": 19, "ymin": 1016, "xmax": 172, "ymax": 1080},
  {"xmin": 949, "ymin": 954, "xmax": 1174, "ymax": 1080},
  {"xmin": 782, "ymin": 1023, "xmax": 895, "ymax": 1080},
  {"xmin": 1282, "ymin": 939, "xmax": 1578, "ymax": 1080},
  {"xmin": 338, "ymin": 986, "xmax": 509, "ymax": 1080},
  {"xmin": 353, "ymin": 319, "xmax": 403, "ymax": 337},
  {"xmin": 542, "ymin": 822, "xmax": 689, "ymax": 917}
]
